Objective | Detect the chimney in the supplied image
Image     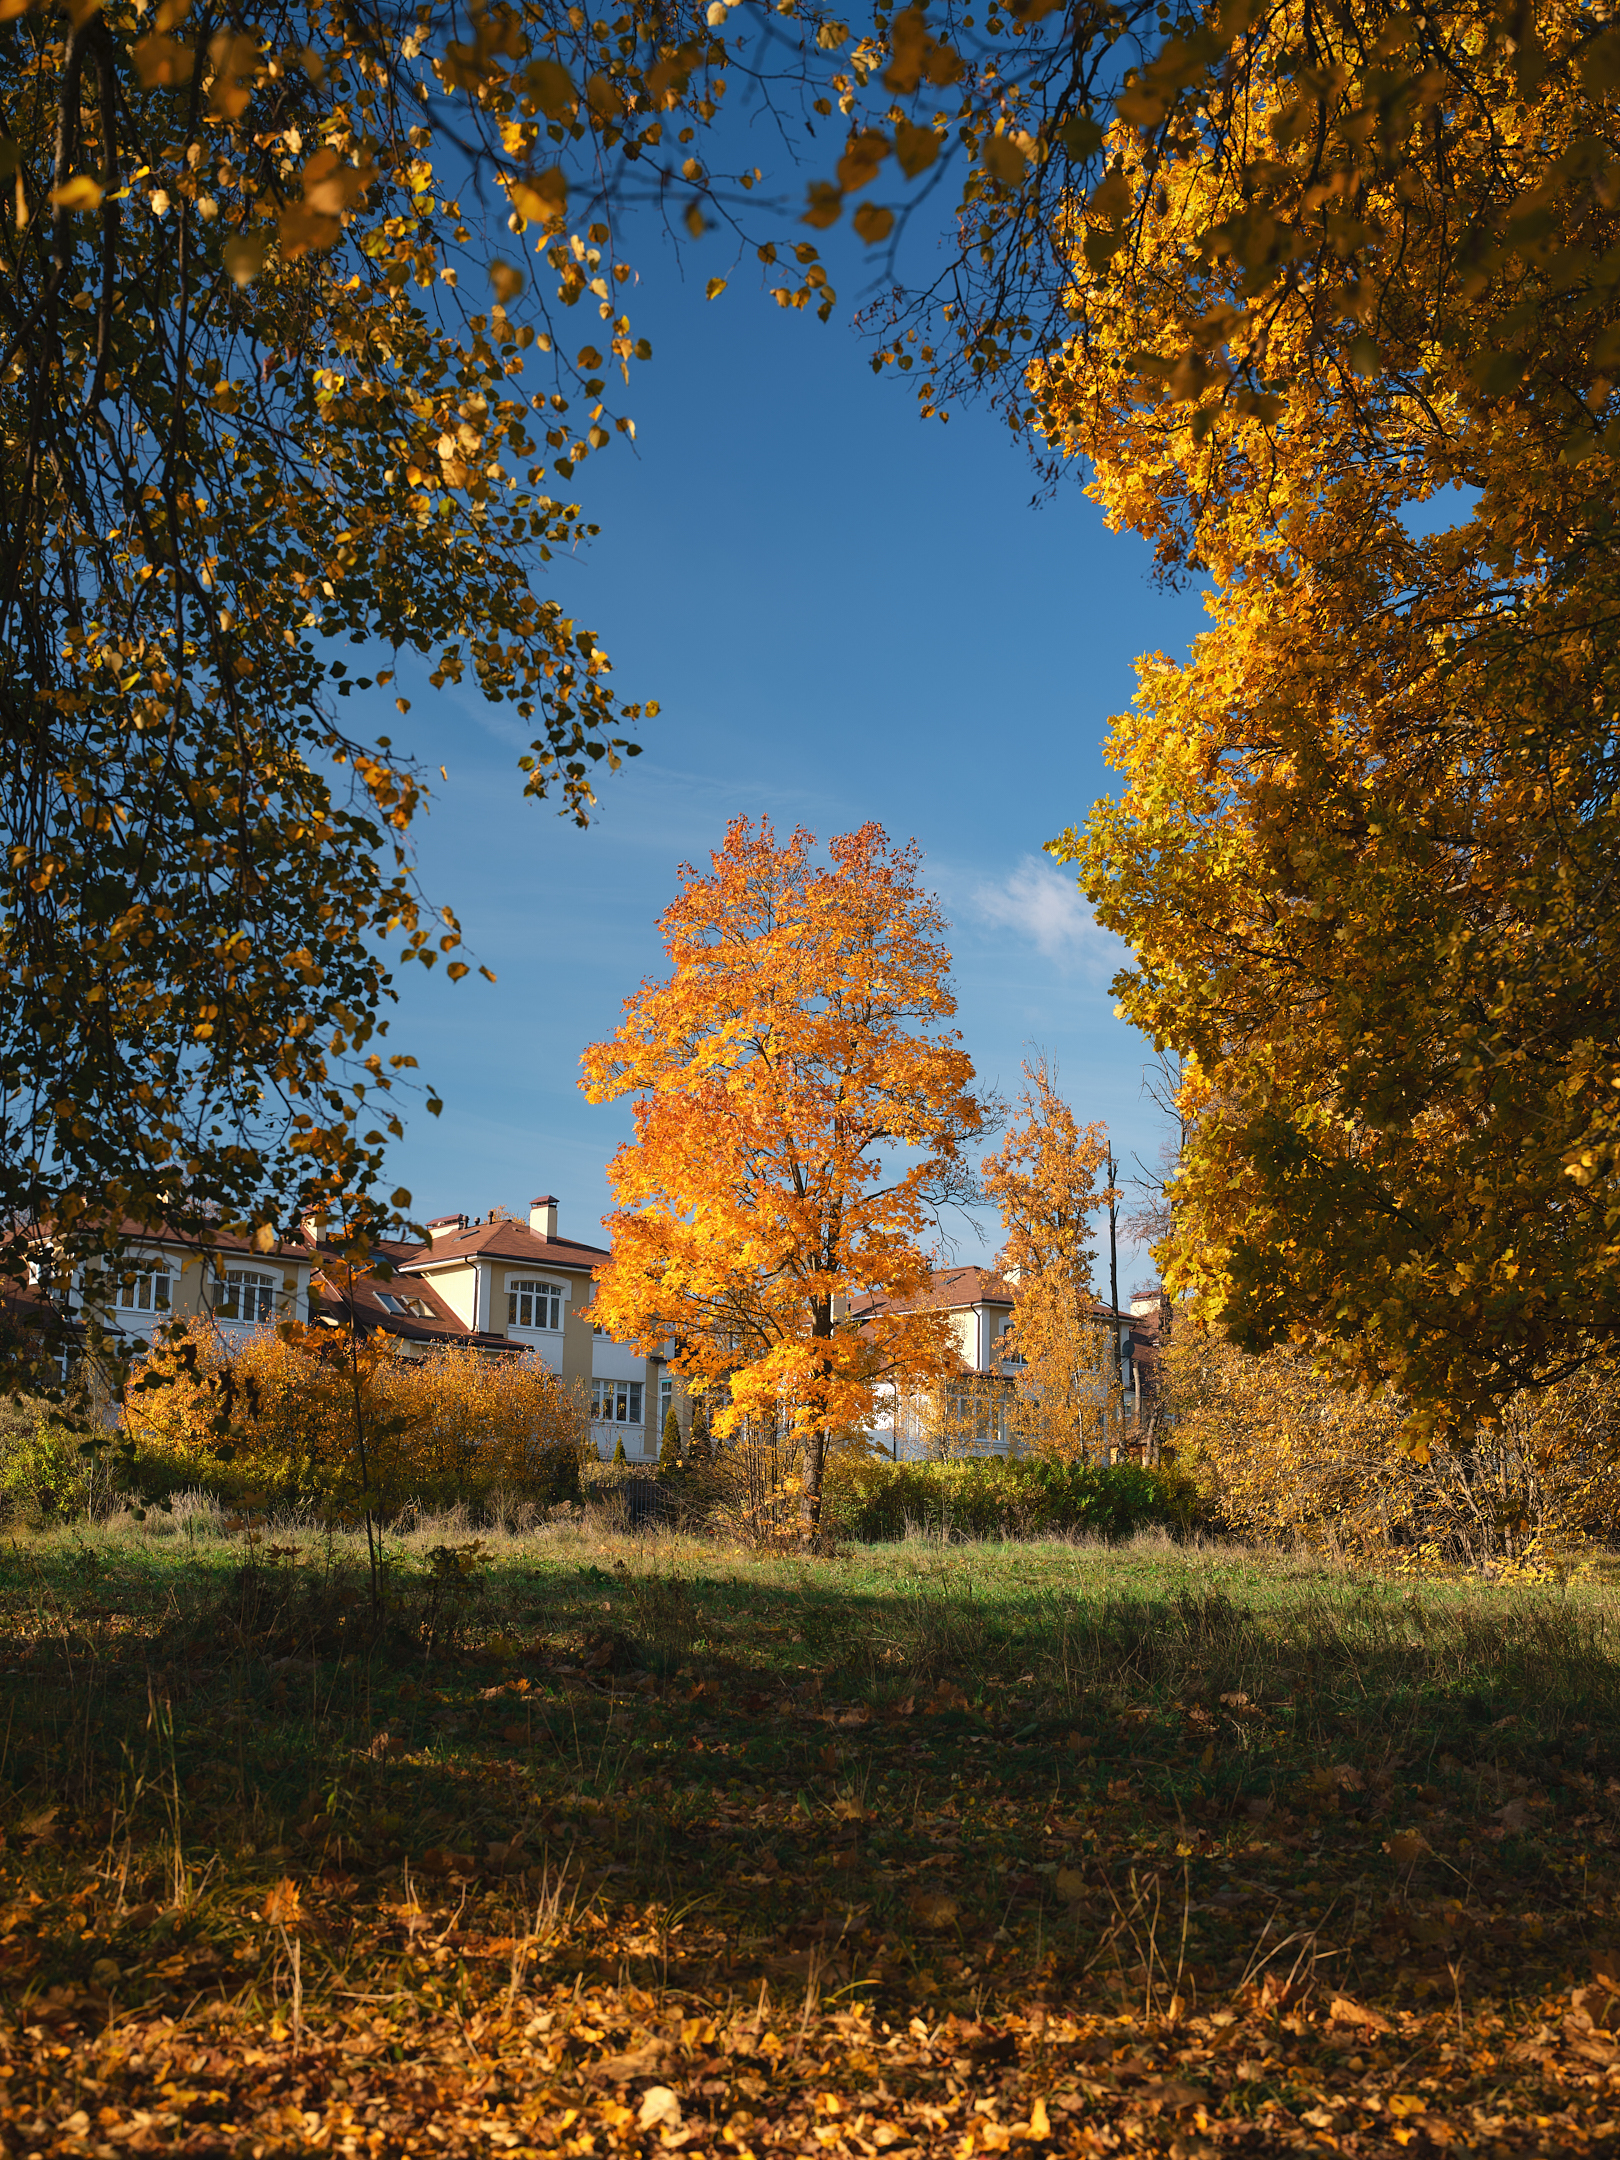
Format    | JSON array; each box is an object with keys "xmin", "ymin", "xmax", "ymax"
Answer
[
  {"xmin": 530, "ymin": 1195, "xmax": 559, "ymax": 1240},
  {"xmin": 428, "ymin": 1214, "xmax": 467, "ymax": 1245}
]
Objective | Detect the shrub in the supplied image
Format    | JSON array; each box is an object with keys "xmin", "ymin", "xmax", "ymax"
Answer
[
  {"xmin": 821, "ymin": 1453, "xmax": 1195, "ymax": 1543},
  {"xmin": 0, "ymin": 1397, "xmax": 116, "ymax": 1525},
  {"xmin": 1166, "ymin": 1325, "xmax": 1620, "ymax": 1564},
  {"xmin": 124, "ymin": 1320, "xmax": 587, "ymax": 1516}
]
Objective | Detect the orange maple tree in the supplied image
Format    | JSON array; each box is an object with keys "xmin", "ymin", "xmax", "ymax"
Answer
[
  {"xmin": 980, "ymin": 1056, "xmax": 1119, "ymax": 1463},
  {"xmin": 581, "ymin": 818, "xmax": 984, "ymax": 1530}
]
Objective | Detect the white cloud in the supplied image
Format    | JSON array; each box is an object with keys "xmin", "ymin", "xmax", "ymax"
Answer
[{"xmin": 971, "ymin": 856, "xmax": 1125, "ymax": 974}]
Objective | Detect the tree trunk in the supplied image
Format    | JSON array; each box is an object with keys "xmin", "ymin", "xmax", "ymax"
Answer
[{"xmin": 800, "ymin": 1425, "xmax": 826, "ymax": 1536}]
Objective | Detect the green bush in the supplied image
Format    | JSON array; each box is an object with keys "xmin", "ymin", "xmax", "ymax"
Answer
[
  {"xmin": 0, "ymin": 1398, "xmax": 111, "ymax": 1525},
  {"xmin": 821, "ymin": 1453, "xmax": 1196, "ymax": 1543}
]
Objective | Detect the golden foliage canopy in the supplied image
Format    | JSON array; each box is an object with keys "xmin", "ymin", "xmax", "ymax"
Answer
[
  {"xmin": 6, "ymin": 0, "xmax": 1590, "ymax": 1340},
  {"xmin": 1038, "ymin": 0, "xmax": 1620, "ymax": 1431},
  {"xmin": 581, "ymin": 818, "xmax": 984, "ymax": 1520}
]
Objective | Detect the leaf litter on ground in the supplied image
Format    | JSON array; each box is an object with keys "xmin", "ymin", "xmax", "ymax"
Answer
[{"xmin": 3, "ymin": 1520, "xmax": 1620, "ymax": 2152}]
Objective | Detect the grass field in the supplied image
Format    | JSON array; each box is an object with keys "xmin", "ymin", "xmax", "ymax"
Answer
[{"xmin": 3, "ymin": 1506, "xmax": 1620, "ymax": 2155}]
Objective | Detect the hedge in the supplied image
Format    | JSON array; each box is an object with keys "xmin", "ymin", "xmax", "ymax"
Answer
[{"xmin": 821, "ymin": 1454, "xmax": 1196, "ymax": 1542}]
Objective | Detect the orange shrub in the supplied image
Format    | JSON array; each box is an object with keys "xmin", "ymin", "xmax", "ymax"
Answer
[{"xmin": 125, "ymin": 1319, "xmax": 587, "ymax": 1514}]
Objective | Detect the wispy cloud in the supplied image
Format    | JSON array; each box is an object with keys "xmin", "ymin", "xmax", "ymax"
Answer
[{"xmin": 970, "ymin": 855, "xmax": 1126, "ymax": 975}]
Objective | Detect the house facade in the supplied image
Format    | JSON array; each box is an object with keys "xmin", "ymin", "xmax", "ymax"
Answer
[
  {"xmin": 377, "ymin": 1195, "xmax": 666, "ymax": 1460},
  {"xmin": 861, "ymin": 1265, "xmax": 1143, "ymax": 1459},
  {"xmin": 22, "ymin": 1219, "xmax": 316, "ymax": 1359}
]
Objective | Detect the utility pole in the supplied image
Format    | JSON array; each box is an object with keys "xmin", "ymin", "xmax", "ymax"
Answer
[{"xmin": 1105, "ymin": 1144, "xmax": 1120, "ymax": 1320}]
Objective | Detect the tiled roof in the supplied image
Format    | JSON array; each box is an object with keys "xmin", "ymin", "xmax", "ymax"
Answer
[
  {"xmin": 10, "ymin": 1215, "xmax": 313, "ymax": 1263},
  {"xmin": 312, "ymin": 1266, "xmax": 516, "ymax": 1352},
  {"xmin": 851, "ymin": 1266, "xmax": 1019, "ymax": 1320},
  {"xmin": 397, "ymin": 1218, "xmax": 609, "ymax": 1274}
]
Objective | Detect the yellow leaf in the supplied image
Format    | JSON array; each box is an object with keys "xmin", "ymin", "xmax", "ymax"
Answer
[
  {"xmin": 527, "ymin": 58, "xmax": 577, "ymax": 120},
  {"xmin": 262, "ymin": 1878, "xmax": 301, "ymax": 1926},
  {"xmin": 894, "ymin": 118, "xmax": 942, "ymax": 178},
  {"xmin": 509, "ymin": 168, "xmax": 567, "ymax": 231},
  {"xmin": 836, "ymin": 130, "xmax": 888, "ymax": 193},
  {"xmin": 803, "ymin": 181, "xmax": 843, "ymax": 230},
  {"xmin": 131, "ymin": 32, "xmax": 195, "ymax": 87},
  {"xmin": 489, "ymin": 257, "xmax": 524, "ymax": 302},
  {"xmin": 207, "ymin": 29, "xmax": 259, "ymax": 119},
  {"xmin": 704, "ymin": 275, "xmax": 727, "ymax": 300},
  {"xmin": 48, "ymin": 175, "xmax": 103, "ymax": 212},
  {"xmin": 638, "ymin": 2087, "xmax": 682, "ymax": 2132},
  {"xmin": 1054, "ymin": 1866, "xmax": 1085, "ymax": 1902},
  {"xmin": 222, "ymin": 233, "xmax": 265, "ymax": 286},
  {"xmin": 982, "ymin": 135, "xmax": 1028, "ymax": 187},
  {"xmin": 911, "ymin": 1890, "xmax": 959, "ymax": 1928},
  {"xmin": 585, "ymin": 71, "xmax": 621, "ymax": 122},
  {"xmin": 853, "ymin": 203, "xmax": 894, "ymax": 245}
]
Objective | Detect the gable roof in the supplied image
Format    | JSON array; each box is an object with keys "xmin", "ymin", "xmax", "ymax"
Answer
[
  {"xmin": 851, "ymin": 1266, "xmax": 1019, "ymax": 1321},
  {"xmin": 397, "ymin": 1217, "xmax": 610, "ymax": 1274},
  {"xmin": 311, "ymin": 1259, "xmax": 517, "ymax": 1353}
]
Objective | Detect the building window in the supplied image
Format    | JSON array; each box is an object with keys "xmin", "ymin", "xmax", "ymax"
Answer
[
  {"xmin": 591, "ymin": 1379, "xmax": 643, "ymax": 1425},
  {"xmin": 215, "ymin": 1269, "xmax": 276, "ymax": 1323},
  {"xmin": 659, "ymin": 1377, "xmax": 673, "ymax": 1428},
  {"xmin": 116, "ymin": 1266, "xmax": 172, "ymax": 1314},
  {"xmin": 509, "ymin": 1278, "xmax": 562, "ymax": 1331},
  {"xmin": 376, "ymin": 1292, "xmax": 433, "ymax": 1318}
]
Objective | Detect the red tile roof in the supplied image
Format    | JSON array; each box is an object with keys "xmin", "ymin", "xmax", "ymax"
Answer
[
  {"xmin": 851, "ymin": 1266, "xmax": 1019, "ymax": 1321},
  {"xmin": 312, "ymin": 1264, "xmax": 518, "ymax": 1352},
  {"xmin": 397, "ymin": 1218, "xmax": 609, "ymax": 1274}
]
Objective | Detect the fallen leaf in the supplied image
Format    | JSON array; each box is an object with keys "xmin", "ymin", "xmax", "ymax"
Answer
[
  {"xmin": 1329, "ymin": 1994, "xmax": 1393, "ymax": 2032},
  {"xmin": 1054, "ymin": 1867, "xmax": 1086, "ymax": 1902},
  {"xmin": 1386, "ymin": 1828, "xmax": 1430, "ymax": 1866},
  {"xmin": 911, "ymin": 1890, "xmax": 960, "ymax": 1929},
  {"xmin": 1140, "ymin": 2078, "xmax": 1206, "ymax": 2113},
  {"xmin": 262, "ymin": 1880, "xmax": 301, "ymax": 1927},
  {"xmin": 638, "ymin": 2085, "xmax": 682, "ymax": 2130},
  {"xmin": 594, "ymin": 2038, "xmax": 668, "ymax": 2082}
]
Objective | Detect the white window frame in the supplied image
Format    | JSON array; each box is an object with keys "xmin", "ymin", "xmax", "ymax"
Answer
[
  {"xmin": 591, "ymin": 1379, "xmax": 643, "ymax": 1425},
  {"xmin": 508, "ymin": 1278, "xmax": 562, "ymax": 1332},
  {"xmin": 115, "ymin": 1263, "xmax": 173, "ymax": 1316},
  {"xmin": 215, "ymin": 1268, "xmax": 277, "ymax": 1324}
]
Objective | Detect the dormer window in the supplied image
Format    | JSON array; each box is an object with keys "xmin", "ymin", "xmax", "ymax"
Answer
[
  {"xmin": 214, "ymin": 1269, "xmax": 276, "ymax": 1323},
  {"xmin": 375, "ymin": 1292, "xmax": 434, "ymax": 1319},
  {"xmin": 509, "ymin": 1279, "xmax": 562, "ymax": 1331}
]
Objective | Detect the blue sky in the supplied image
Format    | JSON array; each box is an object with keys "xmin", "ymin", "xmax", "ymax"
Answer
[{"xmin": 372, "ymin": 235, "xmax": 1209, "ymax": 1296}]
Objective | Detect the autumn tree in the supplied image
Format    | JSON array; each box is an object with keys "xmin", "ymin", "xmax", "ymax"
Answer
[
  {"xmin": 581, "ymin": 818, "xmax": 984, "ymax": 1532},
  {"xmin": 1034, "ymin": 0, "xmax": 1620, "ymax": 1434},
  {"xmin": 979, "ymin": 1055, "xmax": 1119, "ymax": 1463},
  {"xmin": 8, "ymin": 0, "xmax": 1588, "ymax": 1357}
]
